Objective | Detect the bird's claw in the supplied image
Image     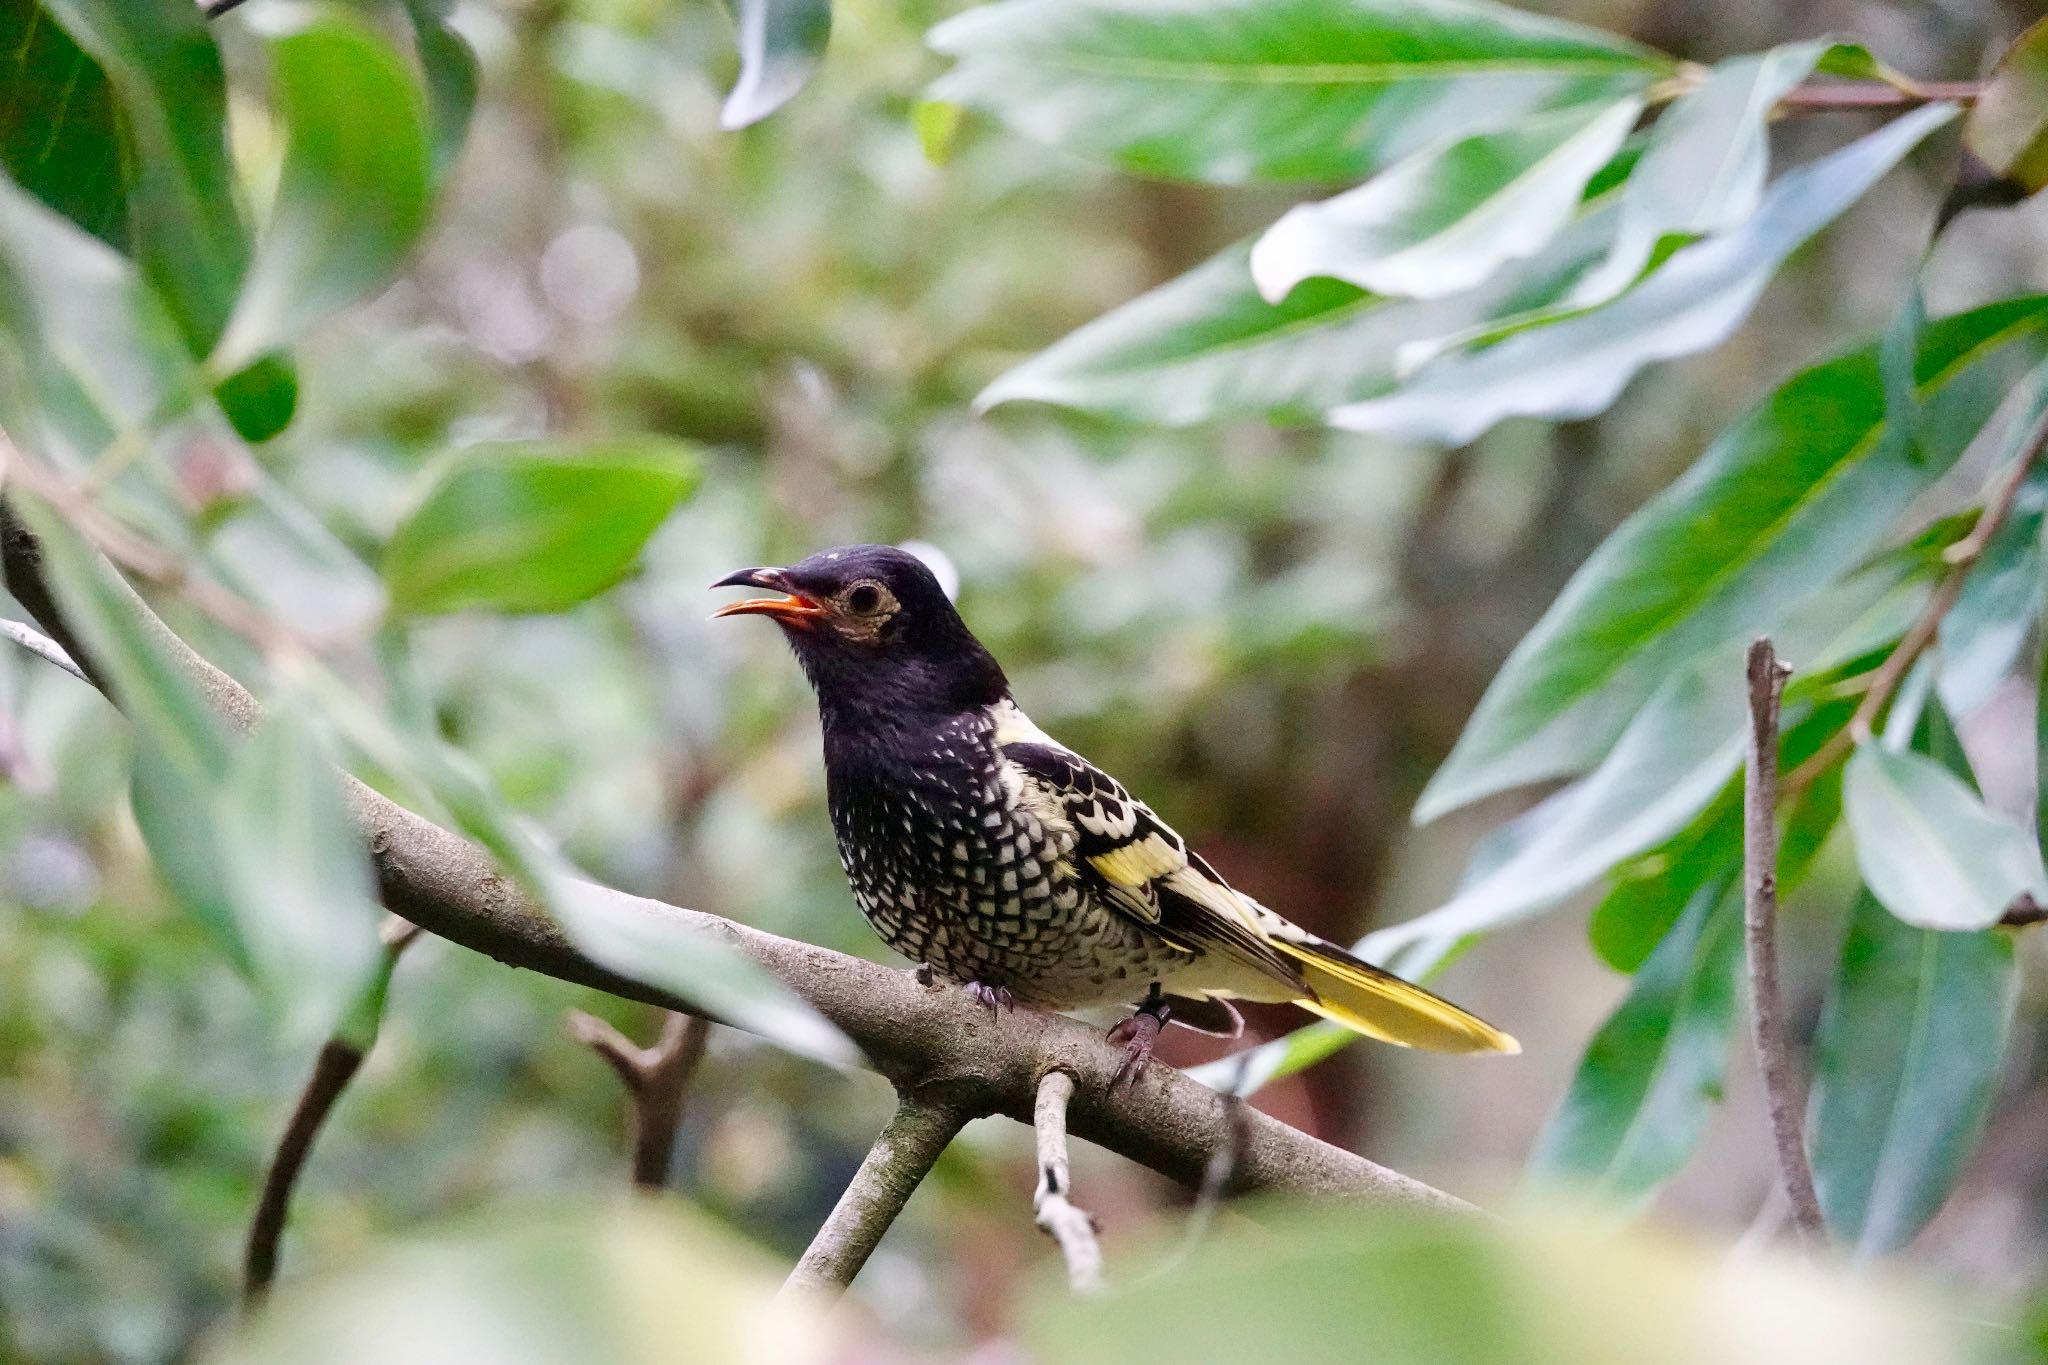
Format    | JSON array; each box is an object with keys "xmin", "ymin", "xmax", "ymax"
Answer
[
  {"xmin": 965, "ymin": 980, "xmax": 1014, "ymax": 1014},
  {"xmin": 1106, "ymin": 993, "xmax": 1172, "ymax": 1088}
]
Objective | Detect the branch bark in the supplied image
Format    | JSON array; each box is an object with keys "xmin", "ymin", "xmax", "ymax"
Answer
[
  {"xmin": 0, "ymin": 503, "xmax": 1476, "ymax": 1221},
  {"xmin": 785, "ymin": 1093, "xmax": 970, "ymax": 1297},
  {"xmin": 1741, "ymin": 639, "xmax": 1828, "ymax": 1247},
  {"xmin": 1033, "ymin": 1070, "xmax": 1104, "ymax": 1293},
  {"xmin": 567, "ymin": 1009, "xmax": 709, "ymax": 1190}
]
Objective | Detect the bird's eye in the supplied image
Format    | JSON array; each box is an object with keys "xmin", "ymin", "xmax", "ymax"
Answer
[{"xmin": 845, "ymin": 582, "xmax": 886, "ymax": 614}]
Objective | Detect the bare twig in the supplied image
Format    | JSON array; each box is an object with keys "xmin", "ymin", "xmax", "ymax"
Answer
[
  {"xmin": 0, "ymin": 619, "xmax": 86, "ymax": 683},
  {"xmin": 1032, "ymin": 1070, "xmax": 1104, "ymax": 1293},
  {"xmin": 201, "ymin": 0, "xmax": 255, "ymax": 17},
  {"xmin": 566, "ymin": 1010, "xmax": 710, "ymax": 1190},
  {"xmin": 0, "ymin": 500, "xmax": 1479, "ymax": 1218},
  {"xmin": 1778, "ymin": 80, "xmax": 1983, "ymax": 111},
  {"xmin": 784, "ymin": 1093, "xmax": 970, "ymax": 1297},
  {"xmin": 1786, "ymin": 404, "xmax": 2048, "ymax": 795},
  {"xmin": 244, "ymin": 918, "xmax": 423, "ymax": 1308},
  {"xmin": 1742, "ymin": 639, "xmax": 1828, "ymax": 1247}
]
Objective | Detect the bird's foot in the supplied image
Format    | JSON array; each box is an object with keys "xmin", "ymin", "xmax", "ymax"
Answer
[
  {"xmin": 1107, "ymin": 988, "xmax": 1173, "ymax": 1088},
  {"xmin": 914, "ymin": 963, "xmax": 938, "ymax": 987},
  {"xmin": 964, "ymin": 980, "xmax": 1014, "ymax": 1014}
]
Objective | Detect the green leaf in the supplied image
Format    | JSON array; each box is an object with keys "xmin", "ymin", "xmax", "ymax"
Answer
[
  {"xmin": 1809, "ymin": 893, "xmax": 2016, "ymax": 1256},
  {"xmin": 1844, "ymin": 745, "xmax": 2047, "ymax": 931},
  {"xmin": 1250, "ymin": 97, "xmax": 1640, "ymax": 302},
  {"xmin": 213, "ymin": 10, "xmax": 433, "ymax": 373},
  {"xmin": 720, "ymin": 0, "xmax": 832, "ymax": 131},
  {"xmin": 214, "ymin": 352, "xmax": 300, "ymax": 444},
  {"xmin": 0, "ymin": 2, "xmax": 126, "ymax": 245},
  {"xmin": 44, "ymin": 0, "xmax": 248, "ymax": 355},
  {"xmin": 927, "ymin": 0, "xmax": 1668, "ymax": 185},
  {"xmin": 979, "ymin": 200, "xmax": 1623, "ymax": 425},
  {"xmin": 383, "ymin": 438, "xmax": 701, "ymax": 615},
  {"xmin": 1528, "ymin": 874, "xmax": 1739, "ymax": 1202},
  {"xmin": 1417, "ymin": 293, "xmax": 2048, "ymax": 822},
  {"xmin": 1024, "ymin": 1200, "xmax": 1966, "ymax": 1365},
  {"xmin": 399, "ymin": 0, "xmax": 480, "ymax": 180},
  {"xmin": 1936, "ymin": 480, "xmax": 2045, "ymax": 716},
  {"xmin": 1965, "ymin": 18, "xmax": 2048, "ymax": 193},
  {"xmin": 1369, "ymin": 656, "xmax": 1745, "ymax": 961},
  {"xmin": 1330, "ymin": 103, "xmax": 1959, "ymax": 442},
  {"xmin": 1586, "ymin": 798, "xmax": 1738, "ymax": 975},
  {"xmin": 1565, "ymin": 43, "xmax": 1827, "ymax": 307}
]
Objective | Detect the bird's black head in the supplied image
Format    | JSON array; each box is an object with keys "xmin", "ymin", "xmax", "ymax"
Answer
[{"xmin": 712, "ymin": 545, "xmax": 1007, "ymax": 727}]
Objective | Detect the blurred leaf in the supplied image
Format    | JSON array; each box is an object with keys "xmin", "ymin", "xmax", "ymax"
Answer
[
  {"xmin": 1936, "ymin": 479, "xmax": 2045, "ymax": 716},
  {"xmin": 1025, "ymin": 1200, "xmax": 1968, "ymax": 1365},
  {"xmin": 915, "ymin": 98, "xmax": 963, "ymax": 164},
  {"xmin": 1370, "ymin": 655, "xmax": 1745, "ymax": 961},
  {"xmin": 1565, "ymin": 42, "xmax": 1826, "ymax": 307},
  {"xmin": 1329, "ymin": 104, "xmax": 1958, "ymax": 442},
  {"xmin": 1844, "ymin": 745, "xmax": 2047, "ymax": 931},
  {"xmin": 214, "ymin": 352, "xmax": 300, "ymax": 444},
  {"xmin": 927, "ymin": 0, "xmax": 1668, "ymax": 185},
  {"xmin": 44, "ymin": 0, "xmax": 247, "ymax": 355},
  {"xmin": 399, "ymin": 0, "xmax": 479, "ymax": 180},
  {"xmin": 1418, "ymin": 291, "xmax": 2048, "ymax": 822},
  {"xmin": 0, "ymin": 2, "xmax": 125, "ymax": 244},
  {"xmin": 1250, "ymin": 97, "xmax": 1640, "ymax": 302},
  {"xmin": 1809, "ymin": 893, "xmax": 2016, "ymax": 1256},
  {"xmin": 214, "ymin": 10, "xmax": 432, "ymax": 373},
  {"xmin": 1965, "ymin": 18, "xmax": 2048, "ymax": 193},
  {"xmin": 720, "ymin": 0, "xmax": 832, "ymax": 131},
  {"xmin": 979, "ymin": 201, "xmax": 1623, "ymax": 425},
  {"xmin": 211, "ymin": 1202, "xmax": 825, "ymax": 1365},
  {"xmin": 1528, "ymin": 874, "xmax": 1739, "ymax": 1202},
  {"xmin": 383, "ymin": 438, "xmax": 701, "ymax": 615}
]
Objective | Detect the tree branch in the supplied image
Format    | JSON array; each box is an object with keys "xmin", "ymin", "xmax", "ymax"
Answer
[
  {"xmin": 0, "ymin": 502, "xmax": 1477, "ymax": 1222},
  {"xmin": 784, "ymin": 1092, "xmax": 970, "ymax": 1297},
  {"xmin": 0, "ymin": 618, "xmax": 86, "ymax": 683},
  {"xmin": 1742, "ymin": 639, "xmax": 1828, "ymax": 1247},
  {"xmin": 1033, "ymin": 1070, "xmax": 1103, "ymax": 1293},
  {"xmin": 1778, "ymin": 80, "xmax": 1983, "ymax": 111},
  {"xmin": 244, "ymin": 918, "xmax": 423, "ymax": 1307},
  {"xmin": 566, "ymin": 1009, "xmax": 710, "ymax": 1190}
]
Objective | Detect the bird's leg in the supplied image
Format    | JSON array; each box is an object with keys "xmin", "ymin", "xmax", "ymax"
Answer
[
  {"xmin": 964, "ymin": 980, "xmax": 1014, "ymax": 1014},
  {"xmin": 1107, "ymin": 983, "xmax": 1173, "ymax": 1088}
]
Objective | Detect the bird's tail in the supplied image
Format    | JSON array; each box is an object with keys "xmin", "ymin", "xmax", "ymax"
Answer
[{"xmin": 1271, "ymin": 937, "xmax": 1519, "ymax": 1055}]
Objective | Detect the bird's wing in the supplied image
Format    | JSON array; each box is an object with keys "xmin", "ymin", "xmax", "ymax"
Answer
[{"xmin": 998, "ymin": 736, "xmax": 1307, "ymax": 991}]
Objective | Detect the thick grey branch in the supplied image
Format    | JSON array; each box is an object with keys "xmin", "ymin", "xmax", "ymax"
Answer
[
  {"xmin": 785, "ymin": 1094, "xmax": 969, "ymax": 1296},
  {"xmin": 1033, "ymin": 1070, "xmax": 1103, "ymax": 1293},
  {"xmin": 0, "ymin": 503, "xmax": 1475, "ymax": 1220}
]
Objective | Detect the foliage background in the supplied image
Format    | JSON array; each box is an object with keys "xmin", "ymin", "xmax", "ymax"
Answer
[{"xmin": 4, "ymin": 0, "xmax": 2048, "ymax": 1360}]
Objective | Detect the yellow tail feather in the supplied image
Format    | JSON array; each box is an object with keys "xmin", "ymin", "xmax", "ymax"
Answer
[{"xmin": 1273, "ymin": 939, "xmax": 1520, "ymax": 1055}]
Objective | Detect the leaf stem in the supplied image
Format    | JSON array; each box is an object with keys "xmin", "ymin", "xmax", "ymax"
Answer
[
  {"xmin": 1778, "ymin": 80, "xmax": 1983, "ymax": 111},
  {"xmin": 1742, "ymin": 638, "xmax": 1829, "ymax": 1247}
]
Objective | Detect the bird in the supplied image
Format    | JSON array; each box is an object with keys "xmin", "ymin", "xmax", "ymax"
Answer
[{"xmin": 713, "ymin": 544, "xmax": 1517, "ymax": 1080}]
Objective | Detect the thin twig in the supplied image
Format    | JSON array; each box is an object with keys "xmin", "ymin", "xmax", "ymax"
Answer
[
  {"xmin": 1786, "ymin": 404, "xmax": 2048, "ymax": 795},
  {"xmin": 1778, "ymin": 80, "xmax": 1983, "ymax": 111},
  {"xmin": 567, "ymin": 1009, "xmax": 710, "ymax": 1190},
  {"xmin": 783, "ymin": 1094, "xmax": 970, "ymax": 1298},
  {"xmin": 0, "ymin": 619, "xmax": 86, "ymax": 682},
  {"xmin": 1742, "ymin": 639, "xmax": 1828, "ymax": 1248},
  {"xmin": 244, "ymin": 918, "xmax": 423, "ymax": 1308},
  {"xmin": 201, "ymin": 0, "xmax": 255, "ymax": 16},
  {"xmin": 1032, "ymin": 1070, "xmax": 1104, "ymax": 1293}
]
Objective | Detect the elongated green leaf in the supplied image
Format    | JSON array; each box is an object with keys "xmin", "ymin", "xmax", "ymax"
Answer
[
  {"xmin": 1566, "ymin": 43, "xmax": 1826, "ymax": 307},
  {"xmin": 1965, "ymin": 18, "xmax": 2048, "ymax": 193},
  {"xmin": 1936, "ymin": 482, "xmax": 2045, "ymax": 716},
  {"xmin": 1528, "ymin": 875, "xmax": 1739, "ymax": 1201},
  {"xmin": 384, "ymin": 438, "xmax": 700, "ymax": 615},
  {"xmin": 1844, "ymin": 745, "xmax": 2047, "ymax": 930},
  {"xmin": 1809, "ymin": 893, "xmax": 2016, "ymax": 1256},
  {"xmin": 1417, "ymin": 293, "xmax": 2048, "ymax": 822},
  {"xmin": 0, "ymin": 2, "xmax": 125, "ymax": 245},
  {"xmin": 1587, "ymin": 799, "xmax": 1738, "ymax": 975},
  {"xmin": 214, "ymin": 12, "xmax": 433, "ymax": 372},
  {"xmin": 400, "ymin": 0, "xmax": 480, "ymax": 180},
  {"xmin": 43, "ymin": 0, "xmax": 246, "ymax": 355},
  {"xmin": 720, "ymin": 0, "xmax": 832, "ymax": 130},
  {"xmin": 979, "ymin": 201, "xmax": 1622, "ymax": 425},
  {"xmin": 1330, "ymin": 103, "xmax": 1958, "ymax": 442},
  {"xmin": 1370, "ymin": 657, "xmax": 1745, "ymax": 960},
  {"xmin": 927, "ymin": 0, "xmax": 1668, "ymax": 185},
  {"xmin": 1251, "ymin": 97, "xmax": 1639, "ymax": 302}
]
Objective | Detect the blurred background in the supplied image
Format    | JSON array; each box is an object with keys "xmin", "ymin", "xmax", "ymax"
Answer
[{"xmin": 4, "ymin": 0, "xmax": 2048, "ymax": 1360}]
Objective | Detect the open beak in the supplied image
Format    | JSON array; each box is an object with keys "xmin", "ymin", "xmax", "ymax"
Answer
[{"xmin": 710, "ymin": 567, "xmax": 830, "ymax": 625}]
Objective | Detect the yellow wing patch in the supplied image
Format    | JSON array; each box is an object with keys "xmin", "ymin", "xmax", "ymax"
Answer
[{"xmin": 1088, "ymin": 833, "xmax": 1185, "ymax": 888}]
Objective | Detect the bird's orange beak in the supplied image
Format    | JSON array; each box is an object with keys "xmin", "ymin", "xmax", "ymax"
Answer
[{"xmin": 710, "ymin": 567, "xmax": 830, "ymax": 625}]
